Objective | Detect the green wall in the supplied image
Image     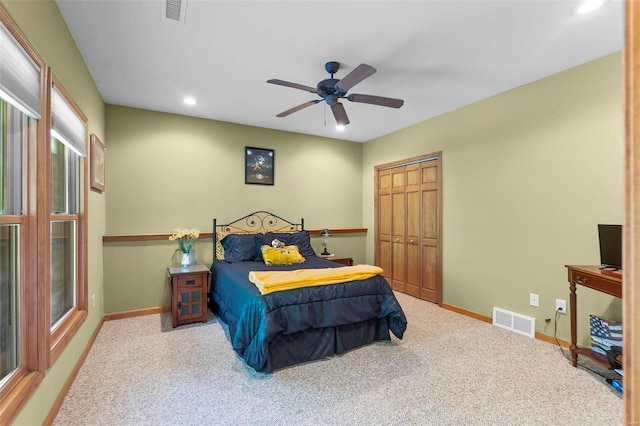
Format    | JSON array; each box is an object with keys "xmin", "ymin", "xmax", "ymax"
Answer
[
  {"xmin": 0, "ymin": 1, "xmax": 107, "ymax": 425},
  {"xmin": 362, "ymin": 52, "xmax": 624, "ymax": 345},
  {"xmin": 103, "ymin": 105, "xmax": 365, "ymax": 312}
]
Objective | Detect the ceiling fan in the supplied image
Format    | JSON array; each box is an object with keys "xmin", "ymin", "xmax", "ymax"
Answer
[{"xmin": 267, "ymin": 61, "xmax": 404, "ymax": 127}]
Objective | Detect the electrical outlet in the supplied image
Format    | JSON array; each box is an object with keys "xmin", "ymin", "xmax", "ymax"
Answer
[
  {"xmin": 556, "ymin": 298, "xmax": 567, "ymax": 314},
  {"xmin": 529, "ymin": 293, "xmax": 539, "ymax": 307},
  {"xmin": 92, "ymin": 294, "xmax": 96, "ymax": 308}
]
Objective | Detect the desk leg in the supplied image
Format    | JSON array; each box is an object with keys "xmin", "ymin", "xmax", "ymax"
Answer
[{"xmin": 569, "ymin": 280, "xmax": 578, "ymax": 367}]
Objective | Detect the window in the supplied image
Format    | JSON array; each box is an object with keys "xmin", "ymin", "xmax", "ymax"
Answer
[
  {"xmin": 0, "ymin": 224, "xmax": 19, "ymax": 381},
  {"xmin": 0, "ymin": 6, "xmax": 45, "ymax": 423},
  {"xmin": 47, "ymin": 78, "xmax": 88, "ymax": 366},
  {"xmin": 0, "ymin": 5, "xmax": 90, "ymax": 421},
  {"xmin": 50, "ymin": 220, "xmax": 76, "ymax": 326},
  {"xmin": 50, "ymin": 131, "xmax": 81, "ymax": 327},
  {"xmin": 0, "ymin": 99, "xmax": 29, "ymax": 383}
]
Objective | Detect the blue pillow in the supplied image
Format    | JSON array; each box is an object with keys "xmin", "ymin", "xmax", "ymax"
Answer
[
  {"xmin": 254, "ymin": 234, "xmax": 273, "ymax": 260},
  {"xmin": 264, "ymin": 231, "xmax": 316, "ymax": 258},
  {"xmin": 221, "ymin": 234, "xmax": 262, "ymax": 262}
]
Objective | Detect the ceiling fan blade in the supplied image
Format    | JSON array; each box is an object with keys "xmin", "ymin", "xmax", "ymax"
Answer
[
  {"xmin": 267, "ymin": 79, "xmax": 318, "ymax": 94},
  {"xmin": 331, "ymin": 102, "xmax": 350, "ymax": 126},
  {"xmin": 276, "ymin": 100, "xmax": 322, "ymax": 117},
  {"xmin": 347, "ymin": 93, "xmax": 404, "ymax": 109},
  {"xmin": 335, "ymin": 64, "xmax": 376, "ymax": 92}
]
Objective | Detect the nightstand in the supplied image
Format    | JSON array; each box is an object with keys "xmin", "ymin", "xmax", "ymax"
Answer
[
  {"xmin": 167, "ymin": 264, "xmax": 210, "ymax": 328},
  {"xmin": 328, "ymin": 257, "xmax": 354, "ymax": 266}
]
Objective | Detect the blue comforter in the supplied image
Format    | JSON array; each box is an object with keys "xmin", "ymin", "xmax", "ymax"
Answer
[{"xmin": 210, "ymin": 257, "xmax": 407, "ymax": 372}]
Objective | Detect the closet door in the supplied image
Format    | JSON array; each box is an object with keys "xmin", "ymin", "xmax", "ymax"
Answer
[
  {"xmin": 405, "ymin": 163, "xmax": 421, "ymax": 297},
  {"xmin": 390, "ymin": 166, "xmax": 406, "ymax": 292},
  {"xmin": 420, "ymin": 159, "xmax": 442, "ymax": 303},
  {"xmin": 377, "ymin": 169, "xmax": 392, "ymax": 284},
  {"xmin": 375, "ymin": 152, "xmax": 442, "ymax": 305}
]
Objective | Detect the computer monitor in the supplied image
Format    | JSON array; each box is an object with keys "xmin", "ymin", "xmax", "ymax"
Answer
[{"xmin": 598, "ymin": 224, "xmax": 622, "ymax": 270}]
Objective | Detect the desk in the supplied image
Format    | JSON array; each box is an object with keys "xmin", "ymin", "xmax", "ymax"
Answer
[{"xmin": 565, "ymin": 265, "xmax": 622, "ymax": 367}]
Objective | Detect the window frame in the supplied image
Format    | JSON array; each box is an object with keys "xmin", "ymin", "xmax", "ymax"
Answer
[
  {"xmin": 45, "ymin": 74, "xmax": 88, "ymax": 367},
  {"xmin": 0, "ymin": 6, "xmax": 46, "ymax": 424}
]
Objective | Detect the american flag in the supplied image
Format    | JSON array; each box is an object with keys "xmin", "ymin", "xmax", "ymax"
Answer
[{"xmin": 590, "ymin": 315, "xmax": 623, "ymax": 358}]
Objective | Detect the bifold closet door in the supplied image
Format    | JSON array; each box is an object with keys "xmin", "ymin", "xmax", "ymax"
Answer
[
  {"xmin": 419, "ymin": 159, "xmax": 441, "ymax": 303},
  {"xmin": 405, "ymin": 163, "xmax": 421, "ymax": 297},
  {"xmin": 377, "ymin": 169, "xmax": 392, "ymax": 284},
  {"xmin": 390, "ymin": 166, "xmax": 406, "ymax": 292},
  {"xmin": 375, "ymin": 152, "xmax": 442, "ymax": 305}
]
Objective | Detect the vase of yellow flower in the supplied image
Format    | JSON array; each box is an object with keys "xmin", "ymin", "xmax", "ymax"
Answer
[
  {"xmin": 169, "ymin": 228, "xmax": 200, "ymax": 268},
  {"xmin": 181, "ymin": 252, "xmax": 191, "ymax": 268}
]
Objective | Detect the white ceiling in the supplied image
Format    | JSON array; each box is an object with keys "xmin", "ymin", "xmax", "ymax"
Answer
[{"xmin": 55, "ymin": 0, "xmax": 624, "ymax": 143}]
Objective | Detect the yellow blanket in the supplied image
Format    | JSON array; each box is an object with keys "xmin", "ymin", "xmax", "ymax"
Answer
[{"xmin": 248, "ymin": 264, "xmax": 384, "ymax": 295}]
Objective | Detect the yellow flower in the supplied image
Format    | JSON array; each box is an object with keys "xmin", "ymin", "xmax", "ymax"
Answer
[{"xmin": 169, "ymin": 228, "xmax": 200, "ymax": 253}]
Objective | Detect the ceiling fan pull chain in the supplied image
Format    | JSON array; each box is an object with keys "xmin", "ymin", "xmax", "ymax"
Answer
[{"xmin": 323, "ymin": 102, "xmax": 327, "ymax": 126}]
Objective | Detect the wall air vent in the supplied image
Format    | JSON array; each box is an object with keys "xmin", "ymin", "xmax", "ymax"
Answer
[
  {"xmin": 492, "ymin": 307, "xmax": 535, "ymax": 338},
  {"xmin": 166, "ymin": 0, "xmax": 183, "ymax": 21}
]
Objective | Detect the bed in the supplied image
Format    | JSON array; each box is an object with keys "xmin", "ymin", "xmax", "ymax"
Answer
[{"xmin": 209, "ymin": 211, "xmax": 407, "ymax": 373}]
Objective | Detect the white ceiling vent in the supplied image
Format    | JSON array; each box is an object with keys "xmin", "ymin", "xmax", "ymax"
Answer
[
  {"xmin": 492, "ymin": 307, "xmax": 535, "ymax": 338},
  {"xmin": 165, "ymin": 0, "xmax": 186, "ymax": 22}
]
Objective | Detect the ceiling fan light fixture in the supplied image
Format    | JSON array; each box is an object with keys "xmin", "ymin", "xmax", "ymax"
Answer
[
  {"xmin": 336, "ymin": 124, "xmax": 346, "ymax": 132},
  {"xmin": 577, "ymin": 0, "xmax": 606, "ymax": 14}
]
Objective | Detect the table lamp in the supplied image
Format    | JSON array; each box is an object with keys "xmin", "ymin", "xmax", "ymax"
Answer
[{"xmin": 320, "ymin": 228, "xmax": 332, "ymax": 256}]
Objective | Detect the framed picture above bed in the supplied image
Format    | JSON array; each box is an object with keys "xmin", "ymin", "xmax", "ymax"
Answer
[{"xmin": 245, "ymin": 146, "xmax": 274, "ymax": 185}]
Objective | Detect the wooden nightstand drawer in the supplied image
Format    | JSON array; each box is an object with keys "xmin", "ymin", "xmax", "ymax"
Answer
[
  {"xmin": 177, "ymin": 275, "xmax": 204, "ymax": 289},
  {"xmin": 328, "ymin": 257, "xmax": 353, "ymax": 266}
]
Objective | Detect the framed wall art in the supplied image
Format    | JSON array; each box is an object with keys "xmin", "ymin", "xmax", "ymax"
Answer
[
  {"xmin": 245, "ymin": 146, "xmax": 274, "ymax": 185},
  {"xmin": 90, "ymin": 134, "xmax": 105, "ymax": 192}
]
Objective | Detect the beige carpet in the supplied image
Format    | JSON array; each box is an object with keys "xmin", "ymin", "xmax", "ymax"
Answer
[{"xmin": 53, "ymin": 292, "xmax": 622, "ymax": 425}]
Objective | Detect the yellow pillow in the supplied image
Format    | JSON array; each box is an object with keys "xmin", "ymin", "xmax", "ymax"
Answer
[{"xmin": 261, "ymin": 245, "xmax": 305, "ymax": 266}]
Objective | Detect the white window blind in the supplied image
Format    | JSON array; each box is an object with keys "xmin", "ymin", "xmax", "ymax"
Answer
[
  {"xmin": 51, "ymin": 86, "xmax": 86, "ymax": 157},
  {"xmin": 0, "ymin": 21, "xmax": 41, "ymax": 119}
]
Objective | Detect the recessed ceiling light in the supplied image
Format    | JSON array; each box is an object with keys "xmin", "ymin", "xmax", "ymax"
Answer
[
  {"xmin": 577, "ymin": 0, "xmax": 606, "ymax": 14},
  {"xmin": 183, "ymin": 96, "xmax": 196, "ymax": 106},
  {"xmin": 336, "ymin": 125, "xmax": 346, "ymax": 132}
]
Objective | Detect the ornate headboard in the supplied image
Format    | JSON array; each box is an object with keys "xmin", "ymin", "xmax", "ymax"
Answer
[{"xmin": 212, "ymin": 211, "xmax": 304, "ymax": 258}]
